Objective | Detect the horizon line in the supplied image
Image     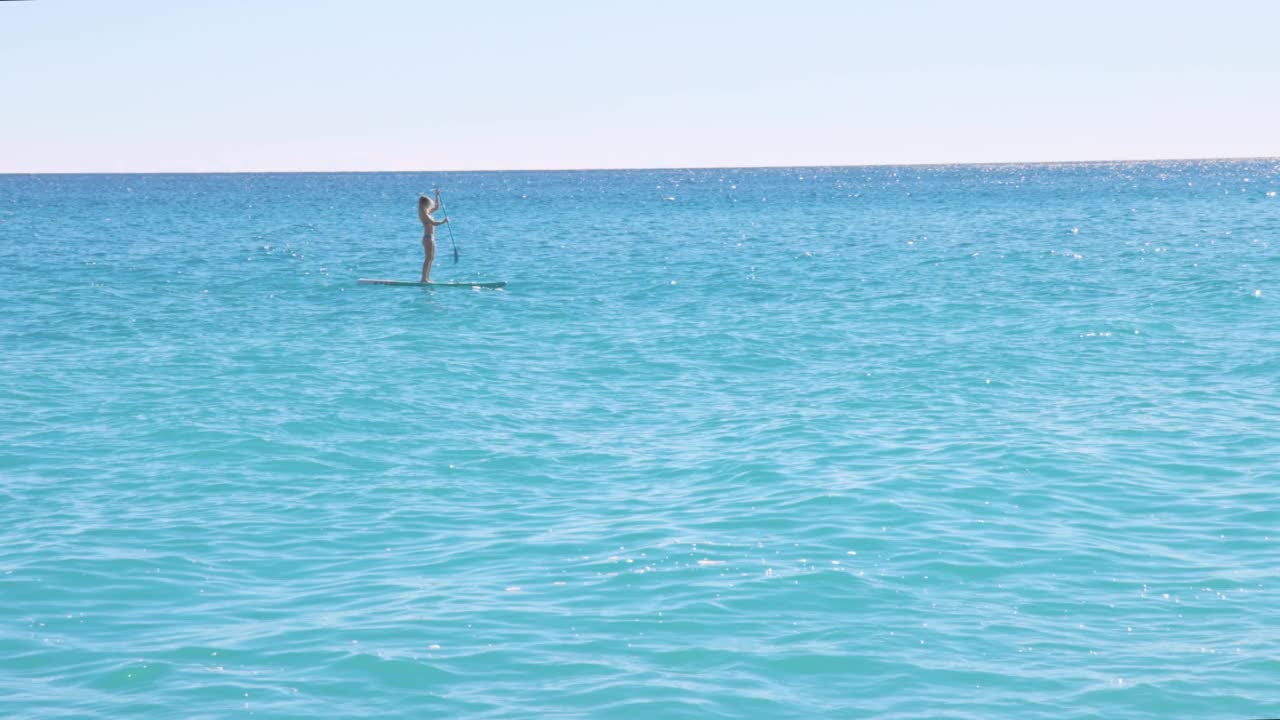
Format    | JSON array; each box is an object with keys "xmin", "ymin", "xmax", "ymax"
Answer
[{"xmin": 2, "ymin": 154, "xmax": 1277, "ymax": 177}]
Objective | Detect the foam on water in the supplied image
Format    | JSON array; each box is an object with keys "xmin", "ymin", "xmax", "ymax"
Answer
[{"xmin": 1, "ymin": 161, "xmax": 1278, "ymax": 718}]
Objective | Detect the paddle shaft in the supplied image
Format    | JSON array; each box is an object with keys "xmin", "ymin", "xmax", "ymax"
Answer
[{"xmin": 436, "ymin": 189, "xmax": 459, "ymax": 264}]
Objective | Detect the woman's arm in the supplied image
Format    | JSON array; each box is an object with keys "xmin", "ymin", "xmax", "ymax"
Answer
[
  {"xmin": 418, "ymin": 195, "xmax": 432, "ymax": 225},
  {"xmin": 430, "ymin": 189, "xmax": 449, "ymax": 225}
]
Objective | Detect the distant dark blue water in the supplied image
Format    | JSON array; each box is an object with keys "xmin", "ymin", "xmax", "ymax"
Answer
[{"xmin": 2, "ymin": 161, "xmax": 1278, "ymax": 718}]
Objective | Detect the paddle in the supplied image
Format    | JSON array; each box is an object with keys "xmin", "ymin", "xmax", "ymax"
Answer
[{"xmin": 435, "ymin": 187, "xmax": 460, "ymax": 265}]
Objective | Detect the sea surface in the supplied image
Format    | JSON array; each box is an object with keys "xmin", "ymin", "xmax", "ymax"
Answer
[{"xmin": 1, "ymin": 161, "xmax": 1278, "ymax": 719}]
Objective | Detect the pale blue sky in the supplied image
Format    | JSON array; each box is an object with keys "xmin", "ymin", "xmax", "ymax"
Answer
[{"xmin": 2, "ymin": 0, "xmax": 1276, "ymax": 172}]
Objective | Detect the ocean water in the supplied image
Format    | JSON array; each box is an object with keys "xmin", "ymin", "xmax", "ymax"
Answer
[{"xmin": 1, "ymin": 161, "xmax": 1278, "ymax": 719}]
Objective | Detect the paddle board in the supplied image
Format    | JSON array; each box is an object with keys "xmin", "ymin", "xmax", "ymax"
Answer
[{"xmin": 358, "ymin": 279, "xmax": 506, "ymax": 289}]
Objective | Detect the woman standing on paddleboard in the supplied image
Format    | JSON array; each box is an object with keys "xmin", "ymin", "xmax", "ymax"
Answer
[{"xmin": 418, "ymin": 188, "xmax": 449, "ymax": 282}]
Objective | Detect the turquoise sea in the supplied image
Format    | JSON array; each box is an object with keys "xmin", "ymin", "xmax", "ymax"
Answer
[{"xmin": 2, "ymin": 161, "xmax": 1278, "ymax": 718}]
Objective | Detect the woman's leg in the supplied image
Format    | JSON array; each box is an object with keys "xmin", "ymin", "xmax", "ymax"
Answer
[{"xmin": 421, "ymin": 238, "xmax": 436, "ymax": 282}]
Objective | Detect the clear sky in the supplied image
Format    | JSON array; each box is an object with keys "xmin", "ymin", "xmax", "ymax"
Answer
[{"xmin": 2, "ymin": 0, "xmax": 1276, "ymax": 172}]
